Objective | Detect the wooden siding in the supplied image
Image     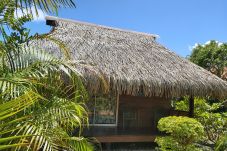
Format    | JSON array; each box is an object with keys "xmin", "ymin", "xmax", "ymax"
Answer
[
  {"xmin": 118, "ymin": 95, "xmax": 171, "ymax": 130},
  {"xmin": 83, "ymin": 95, "xmax": 188, "ymax": 143}
]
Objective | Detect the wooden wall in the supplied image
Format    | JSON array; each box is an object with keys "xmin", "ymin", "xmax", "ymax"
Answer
[
  {"xmin": 118, "ymin": 95, "xmax": 171, "ymax": 131},
  {"xmin": 82, "ymin": 95, "xmax": 189, "ymax": 143}
]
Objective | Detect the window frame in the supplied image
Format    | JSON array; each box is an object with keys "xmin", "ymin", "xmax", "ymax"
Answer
[{"xmin": 89, "ymin": 93, "xmax": 119, "ymax": 127}]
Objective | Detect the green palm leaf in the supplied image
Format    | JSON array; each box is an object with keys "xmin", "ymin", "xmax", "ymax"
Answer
[
  {"xmin": 15, "ymin": 0, "xmax": 76, "ymax": 14},
  {"xmin": 0, "ymin": 91, "xmax": 42, "ymax": 150},
  {"xmin": 0, "ymin": 45, "xmax": 82, "ymax": 99},
  {"xmin": 1, "ymin": 1, "xmax": 96, "ymax": 150}
]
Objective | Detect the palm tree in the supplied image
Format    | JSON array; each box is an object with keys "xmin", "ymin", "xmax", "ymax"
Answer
[
  {"xmin": 0, "ymin": 0, "xmax": 96, "ymax": 150},
  {"xmin": 0, "ymin": 45, "xmax": 94, "ymax": 150}
]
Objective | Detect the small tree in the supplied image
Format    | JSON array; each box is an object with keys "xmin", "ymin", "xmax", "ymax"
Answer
[
  {"xmin": 174, "ymin": 97, "xmax": 227, "ymax": 149},
  {"xmin": 187, "ymin": 40, "xmax": 227, "ymax": 150},
  {"xmin": 189, "ymin": 40, "xmax": 227, "ymax": 80},
  {"xmin": 155, "ymin": 116, "xmax": 204, "ymax": 151}
]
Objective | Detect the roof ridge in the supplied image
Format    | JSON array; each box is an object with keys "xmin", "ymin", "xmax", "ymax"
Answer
[{"xmin": 45, "ymin": 16, "xmax": 159, "ymax": 39}]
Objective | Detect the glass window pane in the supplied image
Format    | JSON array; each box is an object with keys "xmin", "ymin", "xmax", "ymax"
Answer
[
  {"xmin": 94, "ymin": 95, "xmax": 117, "ymax": 124},
  {"xmin": 87, "ymin": 93, "xmax": 117, "ymax": 124}
]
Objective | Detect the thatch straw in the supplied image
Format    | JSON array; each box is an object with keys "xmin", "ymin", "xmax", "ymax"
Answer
[{"xmin": 31, "ymin": 16, "xmax": 227, "ymax": 99}]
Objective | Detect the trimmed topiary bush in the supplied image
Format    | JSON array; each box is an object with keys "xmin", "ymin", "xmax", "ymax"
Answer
[{"xmin": 155, "ymin": 116, "xmax": 204, "ymax": 151}]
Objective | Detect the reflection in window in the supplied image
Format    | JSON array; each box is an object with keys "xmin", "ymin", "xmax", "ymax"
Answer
[{"xmin": 87, "ymin": 92, "xmax": 117, "ymax": 125}]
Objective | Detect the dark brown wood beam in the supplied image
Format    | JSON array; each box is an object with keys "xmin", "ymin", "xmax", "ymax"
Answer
[
  {"xmin": 189, "ymin": 96, "xmax": 194, "ymax": 117},
  {"xmin": 46, "ymin": 20, "xmax": 57, "ymax": 26},
  {"xmin": 95, "ymin": 135, "xmax": 156, "ymax": 143}
]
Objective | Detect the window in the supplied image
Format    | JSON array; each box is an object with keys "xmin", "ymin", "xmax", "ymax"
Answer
[
  {"xmin": 122, "ymin": 110, "xmax": 138, "ymax": 129},
  {"xmin": 87, "ymin": 92, "xmax": 118, "ymax": 125}
]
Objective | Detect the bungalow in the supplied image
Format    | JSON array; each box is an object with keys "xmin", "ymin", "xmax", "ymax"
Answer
[{"xmin": 32, "ymin": 16, "xmax": 227, "ymax": 144}]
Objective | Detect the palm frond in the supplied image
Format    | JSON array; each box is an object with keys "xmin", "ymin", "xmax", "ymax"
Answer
[
  {"xmin": 0, "ymin": 45, "xmax": 82, "ymax": 99},
  {"xmin": 16, "ymin": 0, "xmax": 76, "ymax": 14},
  {"xmin": 69, "ymin": 137, "xmax": 95, "ymax": 151},
  {"xmin": 0, "ymin": 90, "xmax": 42, "ymax": 120},
  {"xmin": 0, "ymin": 45, "xmax": 94, "ymax": 150},
  {"xmin": 16, "ymin": 123, "xmax": 60, "ymax": 151},
  {"xmin": 0, "ymin": 90, "xmax": 43, "ymax": 150},
  {"xmin": 11, "ymin": 96, "xmax": 89, "ymax": 151},
  {"xmin": 1, "ymin": 0, "xmax": 94, "ymax": 150},
  {"xmin": 0, "ymin": 143, "xmax": 28, "ymax": 150},
  {"xmin": 46, "ymin": 97, "xmax": 88, "ymax": 132}
]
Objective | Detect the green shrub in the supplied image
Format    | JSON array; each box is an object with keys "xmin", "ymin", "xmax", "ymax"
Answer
[
  {"xmin": 155, "ymin": 116, "xmax": 204, "ymax": 151},
  {"xmin": 215, "ymin": 134, "xmax": 227, "ymax": 151},
  {"xmin": 174, "ymin": 97, "xmax": 227, "ymax": 148}
]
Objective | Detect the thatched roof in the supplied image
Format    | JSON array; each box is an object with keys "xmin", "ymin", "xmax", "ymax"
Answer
[{"xmin": 32, "ymin": 16, "xmax": 227, "ymax": 99}]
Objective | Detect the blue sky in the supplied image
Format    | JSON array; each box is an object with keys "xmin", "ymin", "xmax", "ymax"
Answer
[{"xmin": 26, "ymin": 0, "xmax": 227, "ymax": 57}]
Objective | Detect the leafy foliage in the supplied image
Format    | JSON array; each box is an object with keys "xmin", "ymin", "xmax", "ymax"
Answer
[
  {"xmin": 189, "ymin": 40, "xmax": 227, "ymax": 80},
  {"xmin": 174, "ymin": 40, "xmax": 227, "ymax": 150},
  {"xmin": 0, "ymin": 0, "xmax": 95, "ymax": 151},
  {"xmin": 0, "ymin": 91, "xmax": 41, "ymax": 150},
  {"xmin": 174, "ymin": 97, "xmax": 227, "ymax": 150},
  {"xmin": 155, "ymin": 116, "xmax": 204, "ymax": 151},
  {"xmin": 215, "ymin": 135, "xmax": 227, "ymax": 151},
  {"xmin": 16, "ymin": 0, "xmax": 76, "ymax": 14}
]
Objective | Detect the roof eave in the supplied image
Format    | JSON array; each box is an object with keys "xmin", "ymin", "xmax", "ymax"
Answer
[{"xmin": 45, "ymin": 16, "xmax": 159, "ymax": 39}]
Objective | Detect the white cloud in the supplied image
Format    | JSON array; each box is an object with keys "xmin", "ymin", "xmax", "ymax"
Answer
[
  {"xmin": 188, "ymin": 43, "xmax": 199, "ymax": 51},
  {"xmin": 14, "ymin": 7, "xmax": 46, "ymax": 22},
  {"xmin": 189, "ymin": 40, "xmax": 224, "ymax": 51},
  {"xmin": 214, "ymin": 40, "xmax": 223, "ymax": 47},
  {"xmin": 204, "ymin": 41, "xmax": 210, "ymax": 45},
  {"xmin": 218, "ymin": 42, "xmax": 223, "ymax": 46},
  {"xmin": 204, "ymin": 40, "xmax": 223, "ymax": 47}
]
